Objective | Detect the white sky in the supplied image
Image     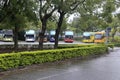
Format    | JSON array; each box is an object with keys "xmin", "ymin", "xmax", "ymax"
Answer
[{"xmin": 113, "ymin": 7, "xmax": 120, "ymax": 14}]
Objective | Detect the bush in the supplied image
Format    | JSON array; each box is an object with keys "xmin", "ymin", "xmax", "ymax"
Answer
[
  {"xmin": 114, "ymin": 43, "xmax": 120, "ymax": 47},
  {"xmin": 58, "ymin": 44, "xmax": 96, "ymax": 49},
  {"xmin": 0, "ymin": 53, "xmax": 20, "ymax": 70},
  {"xmin": 106, "ymin": 44, "xmax": 114, "ymax": 49},
  {"xmin": 114, "ymin": 36, "xmax": 120, "ymax": 42},
  {"xmin": 0, "ymin": 45, "xmax": 108, "ymax": 71}
]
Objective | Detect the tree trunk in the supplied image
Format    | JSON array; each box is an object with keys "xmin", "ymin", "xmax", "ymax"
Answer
[
  {"xmin": 38, "ymin": 20, "xmax": 46, "ymax": 50},
  {"xmin": 13, "ymin": 25, "xmax": 18, "ymax": 51},
  {"xmin": 54, "ymin": 12, "xmax": 65, "ymax": 49}
]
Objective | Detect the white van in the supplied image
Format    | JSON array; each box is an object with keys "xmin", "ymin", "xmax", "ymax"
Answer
[{"xmin": 25, "ymin": 30, "xmax": 36, "ymax": 42}]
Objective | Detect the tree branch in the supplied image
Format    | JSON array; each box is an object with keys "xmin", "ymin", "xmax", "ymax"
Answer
[
  {"xmin": 39, "ymin": 0, "xmax": 43, "ymax": 21},
  {"xmin": 70, "ymin": 0, "xmax": 86, "ymax": 11},
  {"xmin": 44, "ymin": 7, "xmax": 57, "ymax": 20}
]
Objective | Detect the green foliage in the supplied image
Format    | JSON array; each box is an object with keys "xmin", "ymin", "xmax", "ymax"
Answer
[
  {"xmin": 0, "ymin": 0, "xmax": 38, "ymax": 50},
  {"xmin": 58, "ymin": 44, "xmax": 96, "ymax": 49},
  {"xmin": 109, "ymin": 35, "xmax": 120, "ymax": 43},
  {"xmin": 0, "ymin": 53, "xmax": 20, "ymax": 71},
  {"xmin": 106, "ymin": 44, "xmax": 114, "ymax": 49},
  {"xmin": 71, "ymin": 15, "xmax": 101, "ymax": 32},
  {"xmin": 114, "ymin": 43, "xmax": 120, "ymax": 47},
  {"xmin": 114, "ymin": 36, "xmax": 120, "ymax": 42},
  {"xmin": 47, "ymin": 20, "xmax": 56, "ymax": 31},
  {"xmin": 0, "ymin": 45, "xmax": 108, "ymax": 71},
  {"xmin": 70, "ymin": 0, "xmax": 118, "ymax": 32},
  {"xmin": 71, "ymin": 0, "xmax": 107, "ymax": 32},
  {"xmin": 0, "ymin": 0, "xmax": 37, "ymax": 28}
]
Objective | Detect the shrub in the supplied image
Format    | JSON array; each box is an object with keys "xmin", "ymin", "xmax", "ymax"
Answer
[
  {"xmin": 58, "ymin": 44, "xmax": 96, "ymax": 49},
  {"xmin": 106, "ymin": 44, "xmax": 114, "ymax": 49},
  {"xmin": 114, "ymin": 43, "xmax": 120, "ymax": 47},
  {"xmin": 0, "ymin": 45, "xmax": 108, "ymax": 71}
]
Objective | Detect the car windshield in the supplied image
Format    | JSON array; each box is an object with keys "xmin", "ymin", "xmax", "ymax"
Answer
[
  {"xmin": 65, "ymin": 35, "xmax": 73, "ymax": 39},
  {"xmin": 4, "ymin": 35, "xmax": 12, "ymax": 38},
  {"xmin": 26, "ymin": 35, "xmax": 34, "ymax": 38},
  {"xmin": 83, "ymin": 36, "xmax": 90, "ymax": 39},
  {"xmin": 95, "ymin": 34, "xmax": 102, "ymax": 39}
]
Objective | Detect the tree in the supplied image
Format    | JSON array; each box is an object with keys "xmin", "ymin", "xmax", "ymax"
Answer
[
  {"xmin": 25, "ymin": 21, "xmax": 42, "ymax": 31},
  {"xmin": 0, "ymin": 0, "xmax": 37, "ymax": 50},
  {"xmin": 102, "ymin": 0, "xmax": 115, "ymax": 24},
  {"xmin": 47, "ymin": 20, "xmax": 56, "ymax": 32},
  {"xmin": 53, "ymin": 0, "xmax": 85, "ymax": 49},
  {"xmin": 36, "ymin": 0, "xmax": 57, "ymax": 49},
  {"xmin": 71, "ymin": 13, "xmax": 107, "ymax": 33},
  {"xmin": 70, "ymin": 0, "xmax": 117, "ymax": 33},
  {"xmin": 110, "ymin": 14, "xmax": 120, "ymax": 41},
  {"xmin": 0, "ymin": 0, "xmax": 10, "ymax": 22}
]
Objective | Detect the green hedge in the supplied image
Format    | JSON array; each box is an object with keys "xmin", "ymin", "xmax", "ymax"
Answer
[
  {"xmin": 58, "ymin": 44, "xmax": 114, "ymax": 49},
  {"xmin": 0, "ymin": 45, "xmax": 108, "ymax": 71},
  {"xmin": 106, "ymin": 44, "xmax": 114, "ymax": 49},
  {"xmin": 114, "ymin": 43, "xmax": 120, "ymax": 47},
  {"xmin": 58, "ymin": 44, "xmax": 96, "ymax": 49}
]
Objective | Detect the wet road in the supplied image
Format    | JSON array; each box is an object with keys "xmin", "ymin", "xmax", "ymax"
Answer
[{"xmin": 1, "ymin": 47, "xmax": 120, "ymax": 80}]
